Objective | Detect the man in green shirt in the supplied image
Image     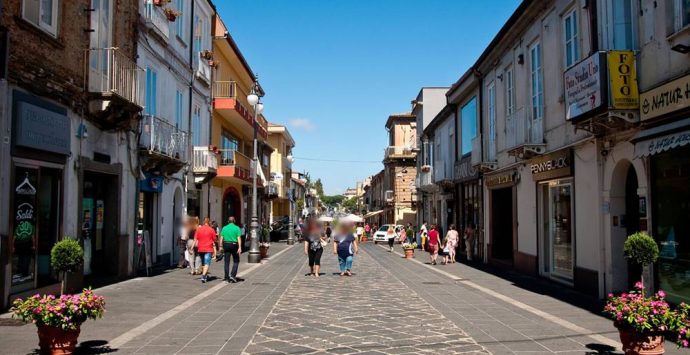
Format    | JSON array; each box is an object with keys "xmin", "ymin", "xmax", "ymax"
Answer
[{"xmin": 221, "ymin": 217, "xmax": 243, "ymax": 283}]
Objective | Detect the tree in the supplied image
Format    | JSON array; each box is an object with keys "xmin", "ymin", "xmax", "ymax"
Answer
[
  {"xmin": 314, "ymin": 179, "xmax": 324, "ymax": 197},
  {"xmin": 321, "ymin": 195, "xmax": 345, "ymax": 207},
  {"xmin": 341, "ymin": 197, "xmax": 358, "ymax": 212}
]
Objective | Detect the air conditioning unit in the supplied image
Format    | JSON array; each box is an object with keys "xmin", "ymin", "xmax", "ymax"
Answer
[{"xmin": 385, "ymin": 190, "xmax": 394, "ymax": 202}]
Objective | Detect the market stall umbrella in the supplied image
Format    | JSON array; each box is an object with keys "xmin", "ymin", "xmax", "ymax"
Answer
[
  {"xmin": 317, "ymin": 216, "xmax": 334, "ymax": 222},
  {"xmin": 340, "ymin": 214, "xmax": 364, "ymax": 223}
]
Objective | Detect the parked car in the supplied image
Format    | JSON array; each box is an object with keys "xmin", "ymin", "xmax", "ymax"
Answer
[{"xmin": 372, "ymin": 224, "xmax": 404, "ymax": 244}]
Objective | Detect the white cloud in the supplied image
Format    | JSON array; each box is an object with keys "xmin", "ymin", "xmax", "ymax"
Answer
[{"xmin": 288, "ymin": 118, "xmax": 316, "ymax": 131}]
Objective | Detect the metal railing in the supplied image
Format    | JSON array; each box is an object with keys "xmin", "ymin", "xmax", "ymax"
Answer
[
  {"xmin": 267, "ymin": 182, "xmax": 279, "ymax": 196},
  {"xmin": 86, "ymin": 48, "xmax": 145, "ymax": 107},
  {"xmin": 144, "ymin": 1, "xmax": 170, "ymax": 39},
  {"xmin": 506, "ymin": 107, "xmax": 543, "ymax": 149},
  {"xmin": 139, "ymin": 115, "xmax": 188, "ymax": 161},
  {"xmin": 213, "ymin": 81, "xmax": 237, "ymax": 99},
  {"xmin": 217, "ymin": 149, "xmax": 251, "ymax": 168},
  {"xmin": 196, "ymin": 56, "xmax": 211, "ymax": 84},
  {"xmin": 192, "ymin": 147, "xmax": 219, "ymax": 173},
  {"xmin": 384, "ymin": 146, "xmax": 414, "ymax": 159}
]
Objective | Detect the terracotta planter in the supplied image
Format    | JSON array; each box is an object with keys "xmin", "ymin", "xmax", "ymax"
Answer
[
  {"xmin": 37, "ymin": 325, "xmax": 81, "ymax": 355},
  {"xmin": 616, "ymin": 325, "xmax": 665, "ymax": 355},
  {"xmin": 166, "ymin": 13, "xmax": 177, "ymax": 22},
  {"xmin": 153, "ymin": 0, "xmax": 166, "ymax": 6},
  {"xmin": 361, "ymin": 236, "xmax": 367, "ymax": 242},
  {"xmin": 259, "ymin": 246, "xmax": 269, "ymax": 259},
  {"xmin": 404, "ymin": 248, "xmax": 414, "ymax": 259}
]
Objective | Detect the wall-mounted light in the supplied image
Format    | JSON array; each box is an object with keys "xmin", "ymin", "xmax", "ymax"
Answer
[
  {"xmin": 497, "ymin": 73, "xmax": 504, "ymax": 81},
  {"xmin": 76, "ymin": 123, "xmax": 88, "ymax": 139},
  {"xmin": 671, "ymin": 44, "xmax": 690, "ymax": 54},
  {"xmin": 517, "ymin": 54, "xmax": 525, "ymax": 65}
]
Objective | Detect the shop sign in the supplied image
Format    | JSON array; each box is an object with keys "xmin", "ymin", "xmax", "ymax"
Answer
[
  {"xmin": 633, "ymin": 129, "xmax": 690, "ymax": 158},
  {"xmin": 565, "ymin": 52, "xmax": 605, "ymax": 121},
  {"xmin": 608, "ymin": 51, "xmax": 639, "ymax": 110},
  {"xmin": 530, "ymin": 150, "xmax": 572, "ymax": 181},
  {"xmin": 486, "ymin": 170, "xmax": 518, "ymax": 188},
  {"xmin": 454, "ymin": 156, "xmax": 478, "ymax": 183},
  {"xmin": 14, "ymin": 101, "xmax": 70, "ymax": 155},
  {"xmin": 640, "ymin": 74, "xmax": 690, "ymax": 121},
  {"xmin": 139, "ymin": 175, "xmax": 163, "ymax": 193}
]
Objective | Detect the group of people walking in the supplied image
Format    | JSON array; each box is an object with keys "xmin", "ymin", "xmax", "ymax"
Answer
[
  {"xmin": 420, "ymin": 222, "xmax": 475, "ymax": 265},
  {"xmin": 178, "ymin": 216, "xmax": 244, "ymax": 284},
  {"xmin": 303, "ymin": 220, "xmax": 359, "ymax": 277}
]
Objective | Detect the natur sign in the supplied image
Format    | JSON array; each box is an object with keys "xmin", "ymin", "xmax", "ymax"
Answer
[{"xmin": 640, "ymin": 74, "xmax": 690, "ymax": 121}]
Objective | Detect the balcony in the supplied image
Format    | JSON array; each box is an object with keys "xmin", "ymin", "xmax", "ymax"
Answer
[
  {"xmin": 86, "ymin": 48, "xmax": 145, "ymax": 130},
  {"xmin": 217, "ymin": 149, "xmax": 252, "ymax": 183},
  {"xmin": 384, "ymin": 146, "xmax": 416, "ymax": 161},
  {"xmin": 471, "ymin": 134, "xmax": 498, "ymax": 172},
  {"xmin": 416, "ymin": 168, "xmax": 435, "ymax": 192},
  {"xmin": 143, "ymin": 1, "xmax": 169, "ymax": 42},
  {"xmin": 139, "ymin": 115, "xmax": 188, "ymax": 174},
  {"xmin": 192, "ymin": 147, "xmax": 219, "ymax": 184},
  {"xmin": 266, "ymin": 182, "xmax": 279, "ymax": 199},
  {"xmin": 195, "ymin": 56, "xmax": 211, "ymax": 86},
  {"xmin": 213, "ymin": 81, "xmax": 268, "ymax": 140},
  {"xmin": 506, "ymin": 108, "xmax": 545, "ymax": 160}
]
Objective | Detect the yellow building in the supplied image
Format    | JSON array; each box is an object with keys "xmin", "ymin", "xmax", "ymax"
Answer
[
  {"xmin": 267, "ymin": 124, "xmax": 295, "ymax": 223},
  {"xmin": 209, "ymin": 16, "xmax": 271, "ymax": 227}
]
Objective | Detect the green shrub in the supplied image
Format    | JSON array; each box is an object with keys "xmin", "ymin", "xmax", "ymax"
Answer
[
  {"xmin": 624, "ymin": 232, "xmax": 659, "ymax": 266},
  {"xmin": 51, "ymin": 239, "xmax": 83, "ymax": 273}
]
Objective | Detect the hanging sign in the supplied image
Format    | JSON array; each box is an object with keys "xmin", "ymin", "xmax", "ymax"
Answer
[
  {"xmin": 565, "ymin": 52, "xmax": 605, "ymax": 121},
  {"xmin": 608, "ymin": 51, "xmax": 639, "ymax": 110}
]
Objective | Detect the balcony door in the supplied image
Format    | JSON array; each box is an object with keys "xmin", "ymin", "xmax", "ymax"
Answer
[{"xmin": 88, "ymin": 0, "xmax": 113, "ymax": 92}]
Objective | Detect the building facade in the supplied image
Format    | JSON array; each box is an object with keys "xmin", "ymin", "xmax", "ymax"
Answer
[
  {"xmin": 267, "ymin": 123, "xmax": 295, "ymax": 224},
  {"xmin": 383, "ymin": 113, "xmax": 417, "ymax": 225},
  {"xmin": 0, "ymin": 0, "xmax": 143, "ymax": 307}
]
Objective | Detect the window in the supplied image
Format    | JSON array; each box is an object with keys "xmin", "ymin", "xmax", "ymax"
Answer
[
  {"xmin": 530, "ymin": 42, "xmax": 544, "ymax": 121},
  {"xmin": 22, "ymin": 0, "xmax": 59, "ymax": 36},
  {"xmin": 460, "ymin": 97, "xmax": 478, "ymax": 156},
  {"xmin": 672, "ymin": 0, "xmax": 690, "ymax": 33},
  {"xmin": 175, "ymin": 90, "xmax": 184, "ymax": 128},
  {"xmin": 505, "ymin": 67, "xmax": 514, "ymax": 116},
  {"xmin": 563, "ymin": 9, "xmax": 579, "ymax": 68},
  {"xmin": 487, "ymin": 82, "xmax": 496, "ymax": 161},
  {"xmin": 192, "ymin": 104, "xmax": 201, "ymax": 146},
  {"xmin": 193, "ymin": 15, "xmax": 203, "ymax": 54},
  {"xmin": 220, "ymin": 131, "xmax": 239, "ymax": 164},
  {"xmin": 175, "ymin": 0, "xmax": 185, "ymax": 42},
  {"xmin": 145, "ymin": 68, "xmax": 157, "ymax": 116},
  {"xmin": 602, "ymin": 0, "xmax": 636, "ymax": 49}
]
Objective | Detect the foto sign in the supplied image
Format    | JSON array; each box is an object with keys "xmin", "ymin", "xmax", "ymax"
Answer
[
  {"xmin": 608, "ymin": 51, "xmax": 639, "ymax": 110},
  {"xmin": 565, "ymin": 52, "xmax": 604, "ymax": 121}
]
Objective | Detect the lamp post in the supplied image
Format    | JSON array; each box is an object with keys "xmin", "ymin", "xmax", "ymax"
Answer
[
  {"xmin": 247, "ymin": 81, "xmax": 264, "ymax": 264},
  {"xmin": 286, "ymin": 155, "xmax": 296, "ymax": 245}
]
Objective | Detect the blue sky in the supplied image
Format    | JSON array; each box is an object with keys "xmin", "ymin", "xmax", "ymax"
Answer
[{"xmin": 217, "ymin": 0, "xmax": 521, "ymax": 195}]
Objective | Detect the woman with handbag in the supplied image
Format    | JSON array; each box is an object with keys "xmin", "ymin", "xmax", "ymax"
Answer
[{"xmin": 303, "ymin": 220, "xmax": 325, "ymax": 277}]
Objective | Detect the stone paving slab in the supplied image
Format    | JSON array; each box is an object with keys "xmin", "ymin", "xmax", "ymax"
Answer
[
  {"xmin": 242, "ymin": 246, "xmax": 488, "ymax": 355},
  {"xmin": 364, "ymin": 244, "xmax": 687, "ymax": 355}
]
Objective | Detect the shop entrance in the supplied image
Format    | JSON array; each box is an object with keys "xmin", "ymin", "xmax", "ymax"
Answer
[
  {"xmin": 490, "ymin": 187, "xmax": 514, "ymax": 263},
  {"xmin": 539, "ymin": 179, "xmax": 575, "ymax": 281},
  {"xmin": 82, "ymin": 171, "xmax": 119, "ymax": 278},
  {"xmin": 10, "ymin": 163, "xmax": 63, "ymax": 294},
  {"xmin": 223, "ymin": 187, "xmax": 241, "ymax": 226}
]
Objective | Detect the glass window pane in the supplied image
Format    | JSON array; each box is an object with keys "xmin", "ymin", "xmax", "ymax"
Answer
[
  {"xmin": 461, "ymin": 97, "xmax": 477, "ymax": 155},
  {"xmin": 41, "ymin": 0, "xmax": 53, "ymax": 26}
]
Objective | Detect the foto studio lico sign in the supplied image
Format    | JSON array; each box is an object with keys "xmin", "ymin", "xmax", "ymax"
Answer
[
  {"xmin": 564, "ymin": 52, "xmax": 603, "ymax": 121},
  {"xmin": 640, "ymin": 74, "xmax": 690, "ymax": 121}
]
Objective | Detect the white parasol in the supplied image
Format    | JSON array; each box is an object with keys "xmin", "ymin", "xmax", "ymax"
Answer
[
  {"xmin": 317, "ymin": 216, "xmax": 334, "ymax": 222},
  {"xmin": 339, "ymin": 214, "xmax": 364, "ymax": 223}
]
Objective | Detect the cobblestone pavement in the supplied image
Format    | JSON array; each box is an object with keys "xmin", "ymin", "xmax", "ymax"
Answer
[{"xmin": 242, "ymin": 247, "xmax": 487, "ymax": 355}]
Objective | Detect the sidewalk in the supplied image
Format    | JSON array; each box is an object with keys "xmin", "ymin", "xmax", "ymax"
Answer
[
  {"xmin": 0, "ymin": 243, "xmax": 296, "ymax": 355},
  {"xmin": 367, "ymin": 243, "xmax": 683, "ymax": 354}
]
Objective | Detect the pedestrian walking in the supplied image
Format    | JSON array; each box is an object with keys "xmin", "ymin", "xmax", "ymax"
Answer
[
  {"xmin": 420, "ymin": 222, "xmax": 428, "ymax": 250},
  {"xmin": 324, "ymin": 222, "xmax": 333, "ymax": 241},
  {"xmin": 333, "ymin": 223, "xmax": 358, "ymax": 276},
  {"xmin": 446, "ymin": 224, "xmax": 459, "ymax": 263},
  {"xmin": 398, "ymin": 227, "xmax": 407, "ymax": 245},
  {"xmin": 304, "ymin": 220, "xmax": 325, "ymax": 277},
  {"xmin": 464, "ymin": 223, "xmax": 476, "ymax": 261},
  {"xmin": 187, "ymin": 217, "xmax": 201, "ymax": 275},
  {"xmin": 364, "ymin": 223, "xmax": 371, "ymax": 240},
  {"xmin": 356, "ymin": 223, "xmax": 364, "ymax": 242},
  {"xmin": 427, "ymin": 225, "xmax": 440, "ymax": 265},
  {"xmin": 405, "ymin": 223, "xmax": 415, "ymax": 244},
  {"xmin": 220, "ymin": 216, "xmax": 243, "ymax": 283},
  {"xmin": 194, "ymin": 218, "xmax": 217, "ymax": 283},
  {"xmin": 177, "ymin": 217, "xmax": 189, "ymax": 268},
  {"xmin": 386, "ymin": 225, "xmax": 396, "ymax": 252}
]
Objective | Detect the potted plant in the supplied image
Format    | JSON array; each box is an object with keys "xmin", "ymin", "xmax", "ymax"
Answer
[
  {"xmin": 259, "ymin": 242, "xmax": 270, "ymax": 259},
  {"xmin": 153, "ymin": 0, "xmax": 171, "ymax": 6},
  {"xmin": 603, "ymin": 232, "xmax": 665, "ymax": 354},
  {"xmin": 200, "ymin": 50, "xmax": 213, "ymax": 60},
  {"xmin": 51, "ymin": 239, "xmax": 84, "ymax": 295},
  {"xmin": 12, "ymin": 289, "xmax": 105, "ymax": 355},
  {"xmin": 402, "ymin": 242, "xmax": 417, "ymax": 259},
  {"xmin": 164, "ymin": 8, "xmax": 181, "ymax": 22}
]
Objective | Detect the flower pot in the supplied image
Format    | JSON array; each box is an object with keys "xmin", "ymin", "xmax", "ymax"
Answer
[
  {"xmin": 259, "ymin": 246, "xmax": 269, "ymax": 259},
  {"xmin": 361, "ymin": 236, "xmax": 367, "ymax": 242},
  {"xmin": 166, "ymin": 13, "xmax": 177, "ymax": 22},
  {"xmin": 153, "ymin": 0, "xmax": 166, "ymax": 6},
  {"xmin": 404, "ymin": 248, "xmax": 414, "ymax": 259},
  {"xmin": 37, "ymin": 325, "xmax": 81, "ymax": 355},
  {"xmin": 616, "ymin": 325, "xmax": 665, "ymax": 355}
]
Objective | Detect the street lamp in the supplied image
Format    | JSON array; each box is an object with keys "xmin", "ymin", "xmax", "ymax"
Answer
[
  {"xmin": 247, "ymin": 80, "xmax": 263, "ymax": 264},
  {"xmin": 286, "ymin": 155, "xmax": 296, "ymax": 245}
]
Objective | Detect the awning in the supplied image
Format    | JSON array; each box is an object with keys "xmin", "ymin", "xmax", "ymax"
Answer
[
  {"xmin": 633, "ymin": 119, "xmax": 690, "ymax": 158},
  {"xmin": 363, "ymin": 210, "xmax": 384, "ymax": 219}
]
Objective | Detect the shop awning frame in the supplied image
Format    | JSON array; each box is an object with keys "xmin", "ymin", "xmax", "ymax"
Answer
[
  {"xmin": 632, "ymin": 118, "xmax": 690, "ymax": 158},
  {"xmin": 363, "ymin": 210, "xmax": 384, "ymax": 219}
]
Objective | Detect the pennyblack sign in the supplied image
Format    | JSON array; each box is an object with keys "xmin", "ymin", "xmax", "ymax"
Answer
[{"xmin": 530, "ymin": 149, "xmax": 573, "ymax": 181}]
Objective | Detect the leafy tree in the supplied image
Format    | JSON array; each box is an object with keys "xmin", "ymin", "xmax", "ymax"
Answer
[
  {"xmin": 341, "ymin": 197, "xmax": 358, "ymax": 212},
  {"xmin": 321, "ymin": 195, "xmax": 345, "ymax": 207},
  {"xmin": 314, "ymin": 178, "xmax": 324, "ymax": 197}
]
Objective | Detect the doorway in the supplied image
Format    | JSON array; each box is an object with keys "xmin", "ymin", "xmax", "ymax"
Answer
[
  {"xmin": 540, "ymin": 179, "xmax": 575, "ymax": 281},
  {"xmin": 223, "ymin": 187, "xmax": 241, "ymax": 226},
  {"xmin": 624, "ymin": 167, "xmax": 641, "ymax": 288},
  {"xmin": 82, "ymin": 171, "xmax": 118, "ymax": 278},
  {"xmin": 491, "ymin": 187, "xmax": 514, "ymax": 263}
]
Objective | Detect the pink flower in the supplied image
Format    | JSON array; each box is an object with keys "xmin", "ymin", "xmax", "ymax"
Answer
[
  {"xmin": 658, "ymin": 290, "xmax": 666, "ymax": 298},
  {"xmin": 635, "ymin": 281, "xmax": 644, "ymax": 289},
  {"xmin": 608, "ymin": 293, "xmax": 614, "ymax": 298},
  {"xmin": 683, "ymin": 340, "xmax": 689, "ymax": 348}
]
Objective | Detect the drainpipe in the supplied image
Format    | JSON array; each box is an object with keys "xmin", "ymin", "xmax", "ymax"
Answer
[
  {"xmin": 475, "ymin": 67, "xmax": 485, "ymax": 262},
  {"xmin": 187, "ymin": 0, "xmax": 195, "ymax": 217}
]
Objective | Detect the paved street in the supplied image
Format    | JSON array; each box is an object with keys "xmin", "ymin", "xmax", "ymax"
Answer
[{"xmin": 0, "ymin": 242, "xmax": 685, "ymax": 354}]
